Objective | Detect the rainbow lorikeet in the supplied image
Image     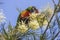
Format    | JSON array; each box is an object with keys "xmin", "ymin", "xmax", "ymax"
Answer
[{"xmin": 17, "ymin": 6, "xmax": 39, "ymax": 24}]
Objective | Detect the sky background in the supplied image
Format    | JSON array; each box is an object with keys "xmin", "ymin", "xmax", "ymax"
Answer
[
  {"xmin": 0, "ymin": 0, "xmax": 60, "ymax": 40},
  {"xmin": 0, "ymin": 0, "xmax": 58, "ymax": 26}
]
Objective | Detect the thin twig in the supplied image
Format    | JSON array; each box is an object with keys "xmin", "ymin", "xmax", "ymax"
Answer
[
  {"xmin": 16, "ymin": 8, "xmax": 21, "ymax": 13},
  {"xmin": 58, "ymin": 0, "xmax": 60, "ymax": 5},
  {"xmin": 43, "ymin": 6, "xmax": 56, "ymax": 35},
  {"xmin": 51, "ymin": 31, "xmax": 60, "ymax": 40},
  {"xmin": 52, "ymin": 0, "xmax": 56, "ymax": 6},
  {"xmin": 56, "ymin": 14, "xmax": 60, "ymax": 28},
  {"xmin": 42, "ymin": 0, "xmax": 57, "ymax": 36}
]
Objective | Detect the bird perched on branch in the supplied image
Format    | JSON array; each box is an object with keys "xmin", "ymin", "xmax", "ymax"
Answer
[
  {"xmin": 16, "ymin": 6, "xmax": 39, "ymax": 25},
  {"xmin": 16, "ymin": 6, "xmax": 39, "ymax": 28}
]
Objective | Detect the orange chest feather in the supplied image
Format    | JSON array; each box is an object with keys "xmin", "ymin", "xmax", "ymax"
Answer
[{"xmin": 20, "ymin": 10, "xmax": 30, "ymax": 18}]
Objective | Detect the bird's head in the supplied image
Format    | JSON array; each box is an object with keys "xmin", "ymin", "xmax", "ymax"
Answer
[{"xmin": 26, "ymin": 6, "xmax": 39, "ymax": 13}]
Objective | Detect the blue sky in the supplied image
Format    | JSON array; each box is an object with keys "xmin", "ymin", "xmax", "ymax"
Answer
[
  {"xmin": 0, "ymin": 0, "xmax": 60, "ymax": 40},
  {"xmin": 0, "ymin": 0, "xmax": 58, "ymax": 26}
]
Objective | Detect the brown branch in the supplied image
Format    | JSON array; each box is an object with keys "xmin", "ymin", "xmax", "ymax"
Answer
[
  {"xmin": 42, "ymin": 10, "xmax": 55, "ymax": 36},
  {"xmin": 42, "ymin": 0, "xmax": 57, "ymax": 36},
  {"xmin": 51, "ymin": 0, "xmax": 60, "ymax": 40}
]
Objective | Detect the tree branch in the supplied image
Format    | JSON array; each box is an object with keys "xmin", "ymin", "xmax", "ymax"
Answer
[
  {"xmin": 42, "ymin": 0, "xmax": 57, "ymax": 36},
  {"xmin": 51, "ymin": 31, "xmax": 60, "ymax": 40},
  {"xmin": 56, "ymin": 14, "xmax": 60, "ymax": 29},
  {"xmin": 52, "ymin": 0, "xmax": 56, "ymax": 6}
]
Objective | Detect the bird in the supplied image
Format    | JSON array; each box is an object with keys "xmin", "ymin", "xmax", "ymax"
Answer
[
  {"xmin": 16, "ymin": 6, "xmax": 39, "ymax": 27},
  {"xmin": 20, "ymin": 6, "xmax": 39, "ymax": 18}
]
